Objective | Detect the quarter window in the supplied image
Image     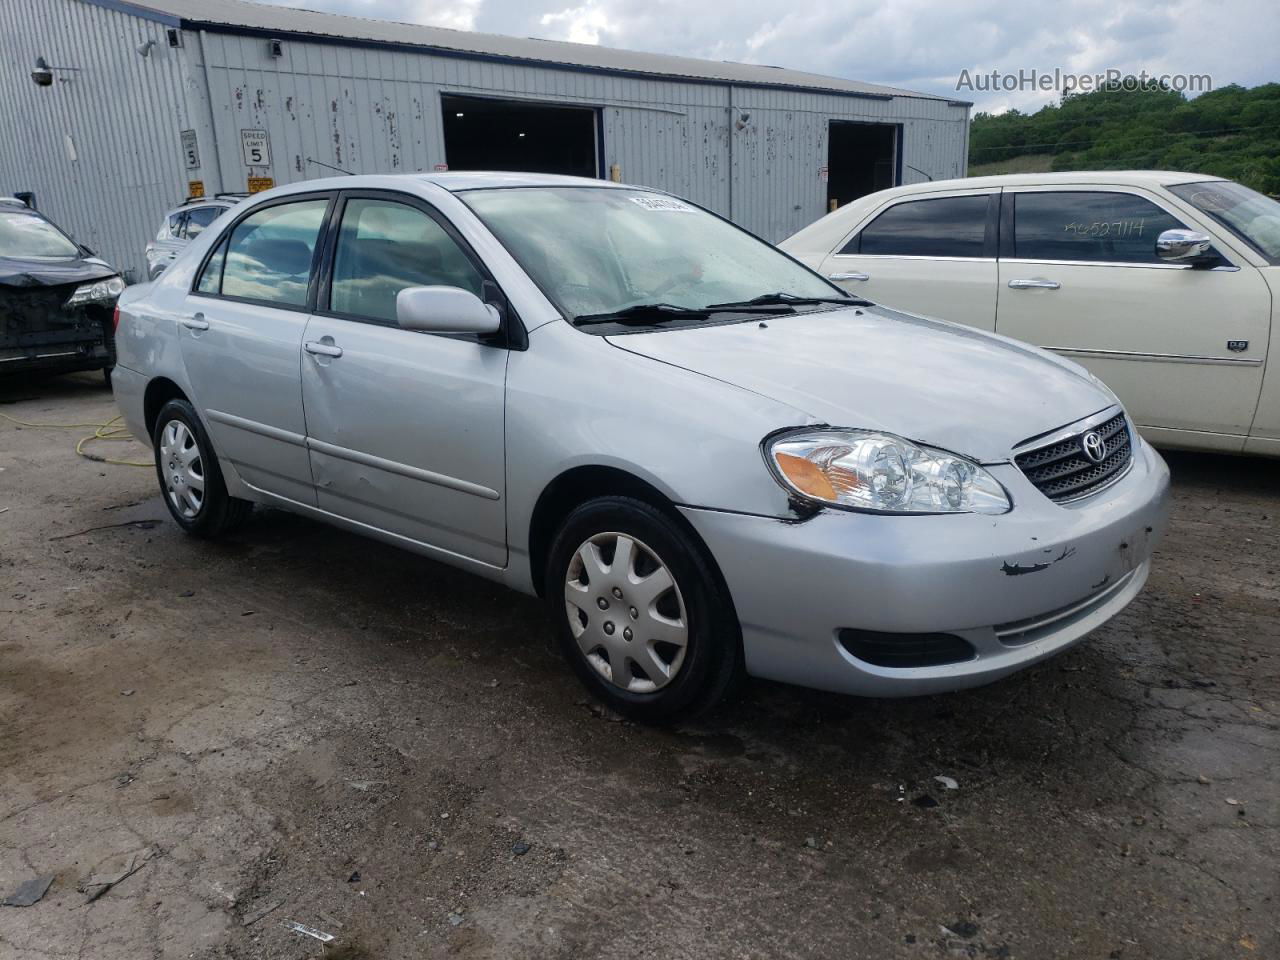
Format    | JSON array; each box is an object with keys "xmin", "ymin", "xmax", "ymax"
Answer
[
  {"xmin": 1012, "ymin": 192, "xmax": 1186, "ymax": 264},
  {"xmin": 844, "ymin": 195, "xmax": 989, "ymax": 257},
  {"xmin": 195, "ymin": 237, "xmax": 227, "ymax": 295},
  {"xmin": 329, "ymin": 198, "xmax": 486, "ymax": 324},
  {"xmin": 220, "ymin": 198, "xmax": 328, "ymax": 307}
]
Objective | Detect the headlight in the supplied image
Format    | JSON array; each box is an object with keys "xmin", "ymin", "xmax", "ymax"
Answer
[
  {"xmin": 766, "ymin": 429, "xmax": 1011, "ymax": 515},
  {"xmin": 66, "ymin": 275, "xmax": 125, "ymax": 306}
]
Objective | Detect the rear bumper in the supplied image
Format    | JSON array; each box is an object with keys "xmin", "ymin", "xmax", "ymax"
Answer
[
  {"xmin": 679, "ymin": 437, "xmax": 1171, "ymax": 698},
  {"xmin": 110, "ymin": 362, "xmax": 149, "ymax": 442}
]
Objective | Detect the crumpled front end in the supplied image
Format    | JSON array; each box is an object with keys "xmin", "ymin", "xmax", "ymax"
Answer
[{"xmin": 0, "ymin": 282, "xmax": 114, "ymax": 375}]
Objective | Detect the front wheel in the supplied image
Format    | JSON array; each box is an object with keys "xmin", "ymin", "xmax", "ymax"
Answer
[
  {"xmin": 545, "ymin": 497, "xmax": 741, "ymax": 723},
  {"xmin": 152, "ymin": 398, "xmax": 252, "ymax": 538}
]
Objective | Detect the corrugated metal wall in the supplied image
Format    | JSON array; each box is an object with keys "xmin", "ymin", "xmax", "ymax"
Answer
[
  {"xmin": 0, "ymin": 0, "xmax": 193, "ymax": 280},
  {"xmin": 0, "ymin": 0, "xmax": 969, "ymax": 277}
]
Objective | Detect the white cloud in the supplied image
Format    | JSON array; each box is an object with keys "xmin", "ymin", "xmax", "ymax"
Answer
[{"xmin": 538, "ymin": 1, "xmax": 615, "ymax": 44}]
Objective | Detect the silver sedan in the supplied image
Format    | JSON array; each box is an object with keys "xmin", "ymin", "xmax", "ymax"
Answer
[{"xmin": 111, "ymin": 173, "xmax": 1170, "ymax": 721}]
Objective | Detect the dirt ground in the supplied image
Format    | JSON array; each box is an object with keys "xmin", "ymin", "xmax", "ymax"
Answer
[{"xmin": 0, "ymin": 373, "xmax": 1276, "ymax": 960}]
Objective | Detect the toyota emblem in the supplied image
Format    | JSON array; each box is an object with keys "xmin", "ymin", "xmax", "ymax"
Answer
[{"xmin": 1081, "ymin": 431, "xmax": 1106, "ymax": 463}]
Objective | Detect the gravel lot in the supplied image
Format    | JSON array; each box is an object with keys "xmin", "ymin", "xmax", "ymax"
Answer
[{"xmin": 1, "ymin": 373, "xmax": 1276, "ymax": 960}]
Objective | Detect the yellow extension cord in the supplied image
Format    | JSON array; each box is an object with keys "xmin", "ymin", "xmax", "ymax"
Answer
[{"xmin": 0, "ymin": 410, "xmax": 152, "ymax": 467}]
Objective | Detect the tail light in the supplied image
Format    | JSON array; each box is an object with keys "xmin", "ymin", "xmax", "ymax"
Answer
[{"xmin": 112, "ymin": 305, "xmax": 121, "ymax": 332}]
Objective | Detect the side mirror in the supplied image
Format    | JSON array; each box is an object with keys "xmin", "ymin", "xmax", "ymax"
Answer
[
  {"xmin": 396, "ymin": 285, "xmax": 501, "ymax": 334},
  {"xmin": 1155, "ymin": 228, "xmax": 1214, "ymax": 264}
]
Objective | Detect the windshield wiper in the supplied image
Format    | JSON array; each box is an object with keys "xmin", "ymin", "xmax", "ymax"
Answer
[
  {"xmin": 572, "ymin": 302, "xmax": 710, "ymax": 327},
  {"xmin": 704, "ymin": 292, "xmax": 869, "ymax": 310}
]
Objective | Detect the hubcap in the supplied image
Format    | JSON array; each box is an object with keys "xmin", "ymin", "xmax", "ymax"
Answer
[
  {"xmin": 158, "ymin": 419, "xmax": 205, "ymax": 519},
  {"xmin": 564, "ymin": 532, "xmax": 688, "ymax": 694}
]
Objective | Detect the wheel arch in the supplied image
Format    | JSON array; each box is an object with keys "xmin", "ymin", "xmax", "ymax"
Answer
[
  {"xmin": 143, "ymin": 377, "xmax": 191, "ymax": 440},
  {"xmin": 526, "ymin": 464, "xmax": 732, "ymax": 608}
]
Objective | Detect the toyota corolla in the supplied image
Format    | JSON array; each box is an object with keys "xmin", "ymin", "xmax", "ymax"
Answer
[{"xmin": 111, "ymin": 173, "xmax": 1171, "ymax": 721}]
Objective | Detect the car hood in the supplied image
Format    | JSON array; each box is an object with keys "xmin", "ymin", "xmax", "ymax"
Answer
[
  {"xmin": 0, "ymin": 255, "xmax": 118, "ymax": 289},
  {"xmin": 605, "ymin": 305, "xmax": 1116, "ymax": 463}
]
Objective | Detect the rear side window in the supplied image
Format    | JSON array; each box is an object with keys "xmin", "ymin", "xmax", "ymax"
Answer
[
  {"xmin": 165, "ymin": 211, "xmax": 184, "ymax": 239},
  {"xmin": 1012, "ymin": 192, "xmax": 1186, "ymax": 264},
  {"xmin": 220, "ymin": 199, "xmax": 328, "ymax": 307},
  {"xmin": 844, "ymin": 195, "xmax": 989, "ymax": 257},
  {"xmin": 329, "ymin": 198, "xmax": 486, "ymax": 323},
  {"xmin": 184, "ymin": 206, "xmax": 220, "ymax": 240}
]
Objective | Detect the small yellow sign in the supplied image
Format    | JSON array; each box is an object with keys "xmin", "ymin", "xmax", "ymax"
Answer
[
  {"xmin": 247, "ymin": 176, "xmax": 275, "ymax": 194},
  {"xmin": 188, "ymin": 180, "xmax": 205, "ymax": 198}
]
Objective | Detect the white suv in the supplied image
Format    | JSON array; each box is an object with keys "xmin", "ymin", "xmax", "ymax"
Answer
[
  {"xmin": 145, "ymin": 195, "xmax": 246, "ymax": 280},
  {"xmin": 781, "ymin": 172, "xmax": 1280, "ymax": 457}
]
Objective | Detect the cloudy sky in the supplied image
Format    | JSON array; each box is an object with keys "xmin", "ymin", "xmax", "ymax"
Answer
[{"xmin": 259, "ymin": 0, "xmax": 1276, "ymax": 114}]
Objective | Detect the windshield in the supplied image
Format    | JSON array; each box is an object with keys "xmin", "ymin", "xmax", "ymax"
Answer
[
  {"xmin": 461, "ymin": 187, "xmax": 843, "ymax": 323},
  {"xmin": 0, "ymin": 210, "xmax": 80, "ymax": 259},
  {"xmin": 1168, "ymin": 180, "xmax": 1280, "ymax": 264}
]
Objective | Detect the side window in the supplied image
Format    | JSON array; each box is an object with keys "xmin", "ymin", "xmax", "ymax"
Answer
[
  {"xmin": 1013, "ymin": 192, "xmax": 1186, "ymax": 264},
  {"xmin": 844, "ymin": 195, "xmax": 989, "ymax": 257},
  {"xmin": 329, "ymin": 198, "xmax": 486, "ymax": 324},
  {"xmin": 221, "ymin": 198, "xmax": 328, "ymax": 307},
  {"xmin": 183, "ymin": 205, "xmax": 220, "ymax": 240},
  {"xmin": 195, "ymin": 237, "xmax": 228, "ymax": 295}
]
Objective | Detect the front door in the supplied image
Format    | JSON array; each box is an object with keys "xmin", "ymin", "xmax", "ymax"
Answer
[
  {"xmin": 179, "ymin": 193, "xmax": 333, "ymax": 504},
  {"xmin": 995, "ymin": 188, "xmax": 1270, "ymax": 444},
  {"xmin": 300, "ymin": 192, "xmax": 508, "ymax": 567},
  {"xmin": 820, "ymin": 190, "xmax": 998, "ymax": 330}
]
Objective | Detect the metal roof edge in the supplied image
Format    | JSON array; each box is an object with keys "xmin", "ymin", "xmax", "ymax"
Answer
[{"xmin": 77, "ymin": 0, "xmax": 180, "ymax": 26}]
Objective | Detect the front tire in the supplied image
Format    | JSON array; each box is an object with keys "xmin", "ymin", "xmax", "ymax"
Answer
[
  {"xmin": 545, "ymin": 496, "xmax": 741, "ymax": 723},
  {"xmin": 152, "ymin": 398, "xmax": 251, "ymax": 538}
]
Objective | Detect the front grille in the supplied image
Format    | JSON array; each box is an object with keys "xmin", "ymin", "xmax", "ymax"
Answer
[
  {"xmin": 1015, "ymin": 413, "xmax": 1132, "ymax": 503},
  {"xmin": 837, "ymin": 629, "xmax": 976, "ymax": 668}
]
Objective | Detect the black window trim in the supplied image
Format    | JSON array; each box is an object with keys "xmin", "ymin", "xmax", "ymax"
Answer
[
  {"xmin": 998, "ymin": 186, "xmax": 1237, "ymax": 269},
  {"xmin": 836, "ymin": 192, "xmax": 998, "ymax": 260},
  {"xmin": 313, "ymin": 187, "xmax": 527, "ymax": 350},
  {"xmin": 189, "ymin": 191, "xmax": 338, "ymax": 314}
]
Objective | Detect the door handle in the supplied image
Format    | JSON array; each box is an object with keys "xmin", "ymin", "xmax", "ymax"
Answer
[
  {"xmin": 829, "ymin": 271, "xmax": 870, "ymax": 282},
  {"xmin": 1008, "ymin": 278, "xmax": 1061, "ymax": 290},
  {"xmin": 304, "ymin": 340, "xmax": 343, "ymax": 358},
  {"xmin": 179, "ymin": 313, "xmax": 209, "ymax": 331}
]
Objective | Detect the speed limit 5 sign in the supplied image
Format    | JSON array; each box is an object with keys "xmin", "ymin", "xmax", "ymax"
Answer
[{"xmin": 240, "ymin": 129, "xmax": 272, "ymax": 167}]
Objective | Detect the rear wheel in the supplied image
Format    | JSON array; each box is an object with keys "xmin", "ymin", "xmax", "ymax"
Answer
[
  {"xmin": 545, "ymin": 496, "xmax": 741, "ymax": 722},
  {"xmin": 152, "ymin": 398, "xmax": 251, "ymax": 538}
]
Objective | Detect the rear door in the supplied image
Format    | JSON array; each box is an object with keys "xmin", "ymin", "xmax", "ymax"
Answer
[
  {"xmin": 995, "ymin": 188, "xmax": 1271, "ymax": 443},
  {"xmin": 180, "ymin": 192, "xmax": 334, "ymax": 505},
  {"xmin": 818, "ymin": 189, "xmax": 998, "ymax": 330},
  {"xmin": 299, "ymin": 190, "xmax": 509, "ymax": 567}
]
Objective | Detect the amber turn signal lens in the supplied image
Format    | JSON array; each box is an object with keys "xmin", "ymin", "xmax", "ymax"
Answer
[{"xmin": 774, "ymin": 452, "xmax": 837, "ymax": 501}]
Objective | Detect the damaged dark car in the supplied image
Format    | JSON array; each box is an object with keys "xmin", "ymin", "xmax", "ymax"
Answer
[{"xmin": 0, "ymin": 199, "xmax": 124, "ymax": 381}]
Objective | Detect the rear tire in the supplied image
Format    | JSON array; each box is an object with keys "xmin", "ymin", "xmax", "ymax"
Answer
[
  {"xmin": 152, "ymin": 398, "xmax": 252, "ymax": 538},
  {"xmin": 545, "ymin": 496, "xmax": 741, "ymax": 723}
]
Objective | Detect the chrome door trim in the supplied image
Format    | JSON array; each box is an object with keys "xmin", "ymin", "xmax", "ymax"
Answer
[
  {"xmin": 1000, "ymin": 257, "xmax": 1239, "ymax": 272},
  {"xmin": 828, "ymin": 271, "xmax": 870, "ymax": 281},
  {"xmin": 205, "ymin": 409, "xmax": 307, "ymax": 446},
  {"xmin": 306, "ymin": 437, "xmax": 501, "ymax": 501},
  {"xmin": 1007, "ymin": 278, "xmax": 1061, "ymax": 289},
  {"xmin": 830, "ymin": 253, "xmax": 996, "ymax": 263},
  {"xmin": 1046, "ymin": 347, "xmax": 1263, "ymax": 366}
]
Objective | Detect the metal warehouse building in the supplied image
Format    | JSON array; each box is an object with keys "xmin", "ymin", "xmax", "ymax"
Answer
[{"xmin": 1, "ymin": 0, "xmax": 970, "ymax": 280}]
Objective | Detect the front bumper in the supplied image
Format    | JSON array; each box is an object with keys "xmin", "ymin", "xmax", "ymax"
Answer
[{"xmin": 679, "ymin": 437, "xmax": 1171, "ymax": 698}]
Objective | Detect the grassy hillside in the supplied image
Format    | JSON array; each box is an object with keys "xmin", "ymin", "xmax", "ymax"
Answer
[{"xmin": 968, "ymin": 82, "xmax": 1280, "ymax": 194}]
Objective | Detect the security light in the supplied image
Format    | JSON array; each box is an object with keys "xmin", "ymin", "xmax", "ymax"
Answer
[
  {"xmin": 136, "ymin": 39, "xmax": 156, "ymax": 57},
  {"xmin": 31, "ymin": 57, "xmax": 53, "ymax": 86}
]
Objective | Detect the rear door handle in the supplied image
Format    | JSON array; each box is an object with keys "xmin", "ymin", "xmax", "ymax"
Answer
[
  {"xmin": 828, "ymin": 271, "xmax": 870, "ymax": 282},
  {"xmin": 304, "ymin": 340, "xmax": 343, "ymax": 358},
  {"xmin": 179, "ymin": 314, "xmax": 209, "ymax": 331},
  {"xmin": 1008, "ymin": 278, "xmax": 1061, "ymax": 290}
]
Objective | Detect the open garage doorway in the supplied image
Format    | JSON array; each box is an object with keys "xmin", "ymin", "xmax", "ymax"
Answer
[
  {"xmin": 826, "ymin": 121, "xmax": 899, "ymax": 209},
  {"xmin": 442, "ymin": 94, "xmax": 601, "ymax": 178}
]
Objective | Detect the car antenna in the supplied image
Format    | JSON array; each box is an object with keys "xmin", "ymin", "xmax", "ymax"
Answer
[{"xmin": 305, "ymin": 157, "xmax": 354, "ymax": 176}]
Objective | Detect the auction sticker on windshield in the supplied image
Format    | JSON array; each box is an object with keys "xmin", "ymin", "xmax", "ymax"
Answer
[{"xmin": 630, "ymin": 196, "xmax": 695, "ymax": 212}]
